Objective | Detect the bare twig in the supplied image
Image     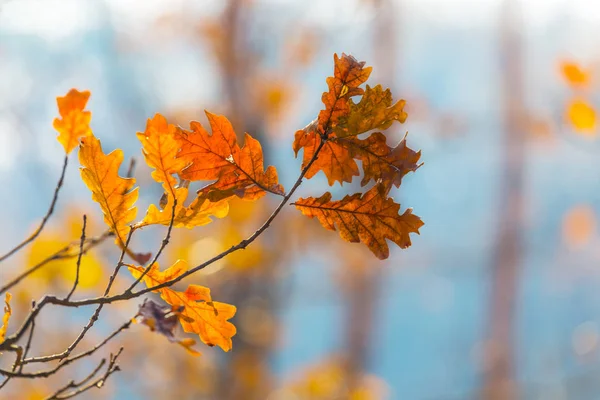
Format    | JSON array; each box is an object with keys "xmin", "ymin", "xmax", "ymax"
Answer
[
  {"xmin": 44, "ymin": 358, "xmax": 106, "ymax": 399},
  {"xmin": 0, "ymin": 155, "xmax": 68, "ymax": 263},
  {"xmin": 1, "ymin": 318, "xmax": 131, "ymax": 378},
  {"xmin": 65, "ymin": 216, "xmax": 87, "ymax": 301},
  {"xmin": 0, "ymin": 138, "xmax": 326, "ymax": 351},
  {"xmin": 0, "ymin": 231, "xmax": 112, "ymax": 295},
  {"xmin": 126, "ymin": 198, "xmax": 178, "ymax": 292},
  {"xmin": 22, "ymin": 232, "xmax": 135, "ymax": 365},
  {"xmin": 46, "ymin": 348, "xmax": 123, "ymax": 400}
]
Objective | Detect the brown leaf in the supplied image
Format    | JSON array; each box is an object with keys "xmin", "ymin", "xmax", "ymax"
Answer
[
  {"xmin": 294, "ymin": 184, "xmax": 423, "ymax": 259},
  {"xmin": 293, "ymin": 53, "xmax": 417, "ymax": 188},
  {"xmin": 136, "ymin": 299, "xmax": 200, "ymax": 356}
]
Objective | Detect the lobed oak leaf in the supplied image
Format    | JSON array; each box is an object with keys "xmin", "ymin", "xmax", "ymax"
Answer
[
  {"xmin": 136, "ymin": 299, "xmax": 200, "ymax": 356},
  {"xmin": 53, "ymin": 89, "xmax": 93, "ymax": 154},
  {"xmin": 0, "ymin": 293, "xmax": 12, "ymax": 344},
  {"xmin": 79, "ymin": 135, "xmax": 149, "ymax": 263},
  {"xmin": 334, "ymin": 85, "xmax": 407, "ymax": 138},
  {"xmin": 137, "ymin": 113, "xmax": 188, "ymax": 194},
  {"xmin": 175, "ymin": 111, "xmax": 284, "ymax": 201},
  {"xmin": 293, "ymin": 184, "xmax": 423, "ymax": 259},
  {"xmin": 293, "ymin": 53, "xmax": 417, "ymax": 188},
  {"xmin": 340, "ymin": 132, "xmax": 422, "ymax": 188},
  {"xmin": 128, "ymin": 260, "xmax": 237, "ymax": 351},
  {"xmin": 136, "ymin": 113, "xmax": 230, "ymax": 228}
]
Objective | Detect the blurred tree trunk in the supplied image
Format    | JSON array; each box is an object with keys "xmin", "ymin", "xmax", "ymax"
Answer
[
  {"xmin": 483, "ymin": 1, "xmax": 525, "ymax": 399},
  {"xmin": 343, "ymin": 0, "xmax": 400, "ymax": 389}
]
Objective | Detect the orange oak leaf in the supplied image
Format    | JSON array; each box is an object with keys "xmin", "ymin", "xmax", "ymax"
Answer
[
  {"xmin": 175, "ymin": 111, "xmax": 284, "ymax": 201},
  {"xmin": 0, "ymin": 293, "xmax": 12, "ymax": 344},
  {"xmin": 79, "ymin": 135, "xmax": 149, "ymax": 263},
  {"xmin": 53, "ymin": 89, "xmax": 93, "ymax": 154},
  {"xmin": 128, "ymin": 260, "xmax": 237, "ymax": 351},
  {"xmin": 136, "ymin": 114, "xmax": 229, "ymax": 228},
  {"xmin": 340, "ymin": 132, "xmax": 422, "ymax": 188},
  {"xmin": 293, "ymin": 54, "xmax": 415, "ymax": 187},
  {"xmin": 136, "ymin": 299, "xmax": 200, "ymax": 356},
  {"xmin": 293, "ymin": 184, "xmax": 423, "ymax": 259}
]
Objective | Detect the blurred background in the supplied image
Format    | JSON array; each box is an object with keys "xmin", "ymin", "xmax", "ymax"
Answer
[{"xmin": 0, "ymin": 0, "xmax": 600, "ymax": 398}]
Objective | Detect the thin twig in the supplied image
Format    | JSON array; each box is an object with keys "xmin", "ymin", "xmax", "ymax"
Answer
[
  {"xmin": 46, "ymin": 348, "xmax": 123, "ymax": 400},
  {"xmin": 18, "ymin": 303, "xmax": 36, "ymax": 372},
  {"xmin": 0, "ymin": 155, "xmax": 68, "ymax": 263},
  {"xmin": 65, "ymin": 216, "xmax": 87, "ymax": 301},
  {"xmin": 0, "ymin": 231, "xmax": 112, "ymax": 295},
  {"xmin": 0, "ymin": 318, "xmax": 131, "ymax": 378},
  {"xmin": 44, "ymin": 358, "xmax": 106, "ymax": 399},
  {"xmin": 126, "ymin": 198, "xmax": 178, "ymax": 292},
  {"xmin": 0, "ymin": 138, "xmax": 326, "ymax": 350},
  {"xmin": 22, "ymin": 232, "xmax": 135, "ymax": 365}
]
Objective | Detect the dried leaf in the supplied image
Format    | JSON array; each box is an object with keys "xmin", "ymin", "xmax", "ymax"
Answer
[
  {"xmin": 53, "ymin": 89, "xmax": 93, "ymax": 154},
  {"xmin": 175, "ymin": 111, "xmax": 284, "ymax": 200},
  {"xmin": 128, "ymin": 260, "xmax": 237, "ymax": 351},
  {"xmin": 293, "ymin": 53, "xmax": 416, "ymax": 187},
  {"xmin": 0, "ymin": 293, "xmax": 12, "ymax": 344},
  {"xmin": 136, "ymin": 299, "xmax": 200, "ymax": 356},
  {"xmin": 294, "ymin": 184, "xmax": 423, "ymax": 259}
]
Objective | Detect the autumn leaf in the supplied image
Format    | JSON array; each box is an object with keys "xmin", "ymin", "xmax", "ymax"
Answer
[
  {"xmin": 79, "ymin": 135, "xmax": 149, "ymax": 263},
  {"xmin": 0, "ymin": 293, "xmax": 12, "ymax": 344},
  {"xmin": 136, "ymin": 114, "xmax": 229, "ymax": 228},
  {"xmin": 175, "ymin": 111, "xmax": 284, "ymax": 201},
  {"xmin": 341, "ymin": 132, "xmax": 422, "ymax": 188},
  {"xmin": 293, "ymin": 53, "xmax": 415, "ymax": 187},
  {"xmin": 53, "ymin": 89, "xmax": 92, "ymax": 154},
  {"xmin": 293, "ymin": 184, "xmax": 423, "ymax": 259},
  {"xmin": 561, "ymin": 62, "xmax": 590, "ymax": 87},
  {"xmin": 136, "ymin": 299, "xmax": 200, "ymax": 356},
  {"xmin": 567, "ymin": 99, "xmax": 596, "ymax": 133},
  {"xmin": 128, "ymin": 260, "xmax": 237, "ymax": 351}
]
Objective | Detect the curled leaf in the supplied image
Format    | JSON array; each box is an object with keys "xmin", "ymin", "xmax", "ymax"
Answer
[
  {"xmin": 294, "ymin": 184, "xmax": 423, "ymax": 259},
  {"xmin": 128, "ymin": 260, "xmax": 237, "ymax": 351},
  {"xmin": 53, "ymin": 89, "xmax": 93, "ymax": 154},
  {"xmin": 136, "ymin": 299, "xmax": 200, "ymax": 356}
]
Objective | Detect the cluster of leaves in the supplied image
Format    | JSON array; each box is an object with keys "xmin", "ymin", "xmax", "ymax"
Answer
[
  {"xmin": 293, "ymin": 53, "xmax": 423, "ymax": 259},
  {"xmin": 0, "ymin": 53, "xmax": 422, "ymax": 397}
]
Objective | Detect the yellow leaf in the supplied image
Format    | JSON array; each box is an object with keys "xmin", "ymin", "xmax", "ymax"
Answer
[
  {"xmin": 79, "ymin": 135, "xmax": 138, "ymax": 249},
  {"xmin": 136, "ymin": 114, "xmax": 230, "ymax": 228},
  {"xmin": 567, "ymin": 99, "xmax": 596, "ymax": 133},
  {"xmin": 128, "ymin": 260, "xmax": 237, "ymax": 351},
  {"xmin": 0, "ymin": 293, "xmax": 12, "ymax": 344},
  {"xmin": 53, "ymin": 89, "xmax": 92, "ymax": 154}
]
